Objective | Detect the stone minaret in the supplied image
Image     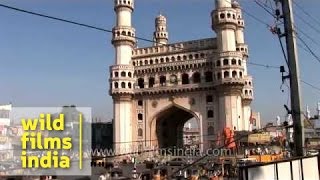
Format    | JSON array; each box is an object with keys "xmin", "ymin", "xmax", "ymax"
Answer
[
  {"xmin": 211, "ymin": 0, "xmax": 253, "ymax": 131},
  {"xmin": 153, "ymin": 14, "xmax": 168, "ymax": 46},
  {"xmin": 110, "ymin": 0, "xmax": 136, "ymax": 153}
]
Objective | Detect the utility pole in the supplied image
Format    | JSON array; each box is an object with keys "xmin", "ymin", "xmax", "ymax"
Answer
[{"xmin": 280, "ymin": 0, "xmax": 304, "ymax": 156}]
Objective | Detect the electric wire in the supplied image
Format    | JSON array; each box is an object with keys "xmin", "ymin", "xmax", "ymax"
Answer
[
  {"xmin": 294, "ymin": 13, "xmax": 320, "ymax": 35},
  {"xmin": 0, "ymin": 2, "xmax": 273, "ymax": 69},
  {"xmin": 296, "ymin": 35, "xmax": 320, "ymax": 64},
  {"xmin": 255, "ymin": 0, "xmax": 320, "ymax": 58},
  {"xmin": 253, "ymin": 0, "xmax": 320, "ymax": 94},
  {"xmin": 301, "ymin": 80, "xmax": 320, "ymax": 93},
  {"xmin": 254, "ymin": 0, "xmax": 277, "ymax": 18},
  {"xmin": 292, "ymin": 0, "xmax": 320, "ymax": 28}
]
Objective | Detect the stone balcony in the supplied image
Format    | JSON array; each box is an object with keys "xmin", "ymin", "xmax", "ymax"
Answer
[
  {"xmin": 134, "ymin": 82, "xmax": 215, "ymax": 95},
  {"xmin": 214, "ymin": 77, "xmax": 245, "ymax": 86}
]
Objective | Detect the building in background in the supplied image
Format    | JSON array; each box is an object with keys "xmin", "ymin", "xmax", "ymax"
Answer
[
  {"xmin": 92, "ymin": 121, "xmax": 113, "ymax": 151},
  {"xmin": 0, "ymin": 104, "xmax": 12, "ymax": 161},
  {"xmin": 250, "ymin": 112, "xmax": 261, "ymax": 130}
]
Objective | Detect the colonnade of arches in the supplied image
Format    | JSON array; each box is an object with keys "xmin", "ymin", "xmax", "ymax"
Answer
[{"xmin": 136, "ymin": 71, "xmax": 214, "ymax": 89}]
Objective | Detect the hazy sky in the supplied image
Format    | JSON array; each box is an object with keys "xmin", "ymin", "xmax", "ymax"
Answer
[{"xmin": 0, "ymin": 0, "xmax": 319, "ymax": 125}]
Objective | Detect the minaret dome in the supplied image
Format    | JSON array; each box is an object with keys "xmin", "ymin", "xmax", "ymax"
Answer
[{"xmin": 153, "ymin": 13, "xmax": 168, "ymax": 46}]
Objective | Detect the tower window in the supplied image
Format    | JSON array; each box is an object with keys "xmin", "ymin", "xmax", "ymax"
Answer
[
  {"xmin": 144, "ymin": 60, "xmax": 148, "ymax": 65},
  {"xmin": 217, "ymin": 73, "xmax": 222, "ymax": 80},
  {"xmin": 128, "ymin": 72, "xmax": 132, "ymax": 77},
  {"xmin": 138, "ymin": 128, "xmax": 143, "ymax": 137},
  {"xmin": 121, "ymin": 82, "xmax": 125, "ymax": 88},
  {"xmin": 138, "ymin": 78, "xmax": 144, "ymax": 89},
  {"xmin": 206, "ymin": 95, "xmax": 213, "ymax": 103},
  {"xmin": 183, "ymin": 55, "xmax": 187, "ymax": 60},
  {"xmin": 128, "ymin": 82, "xmax": 132, "ymax": 89},
  {"xmin": 238, "ymin": 60, "xmax": 242, "ymax": 66},
  {"xmin": 224, "ymin": 71, "xmax": 230, "ymax": 78},
  {"xmin": 193, "ymin": 72, "xmax": 201, "ymax": 83},
  {"xmin": 220, "ymin": 13, "xmax": 225, "ymax": 19},
  {"xmin": 114, "ymin": 82, "xmax": 118, "ymax": 89},
  {"xmin": 138, "ymin": 100, "xmax": 143, "ymax": 106},
  {"xmin": 138, "ymin": 113, "xmax": 143, "ymax": 121},
  {"xmin": 205, "ymin": 71, "xmax": 213, "ymax": 82},
  {"xmin": 166, "ymin": 57, "xmax": 170, "ymax": 62},
  {"xmin": 232, "ymin": 71, "xmax": 237, "ymax": 78},
  {"xmin": 149, "ymin": 77, "xmax": 155, "ymax": 88},
  {"xmin": 223, "ymin": 59, "xmax": 229, "ymax": 66},
  {"xmin": 216, "ymin": 60, "xmax": 221, "ymax": 67},
  {"xmin": 115, "ymin": 72, "xmax": 119, "ymax": 77},
  {"xmin": 207, "ymin": 110, "xmax": 214, "ymax": 118},
  {"xmin": 121, "ymin": 71, "xmax": 126, "ymax": 77},
  {"xmin": 182, "ymin": 73, "xmax": 189, "ymax": 84},
  {"xmin": 160, "ymin": 76, "xmax": 166, "ymax": 86},
  {"xmin": 150, "ymin": 59, "xmax": 153, "ymax": 64},
  {"xmin": 227, "ymin": 13, "xmax": 231, "ymax": 18},
  {"xmin": 232, "ymin": 59, "xmax": 237, "ymax": 65},
  {"xmin": 208, "ymin": 126, "xmax": 214, "ymax": 135}
]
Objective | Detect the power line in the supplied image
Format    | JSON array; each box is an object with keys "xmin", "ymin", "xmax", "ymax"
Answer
[
  {"xmin": 296, "ymin": 34, "xmax": 320, "ymax": 64},
  {"xmin": 301, "ymin": 80, "xmax": 320, "ymax": 93},
  {"xmin": 248, "ymin": 62, "xmax": 280, "ymax": 69},
  {"xmin": 295, "ymin": 27, "xmax": 320, "ymax": 47},
  {"xmin": 292, "ymin": 0, "xmax": 320, "ymax": 28},
  {"xmin": 254, "ymin": 0, "xmax": 276, "ymax": 18},
  {"xmin": 294, "ymin": 13, "xmax": 320, "ymax": 35},
  {"xmin": 0, "ymin": 3, "xmax": 283, "ymax": 71},
  {"xmin": 0, "ymin": 3, "xmax": 157, "ymax": 45},
  {"xmin": 253, "ymin": 0, "xmax": 320, "ymax": 71}
]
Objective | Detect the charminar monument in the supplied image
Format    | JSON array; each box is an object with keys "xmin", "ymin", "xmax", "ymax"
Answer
[{"xmin": 109, "ymin": 0, "xmax": 254, "ymax": 153}]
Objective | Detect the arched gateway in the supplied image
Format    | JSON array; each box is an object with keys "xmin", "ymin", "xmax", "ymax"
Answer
[{"xmin": 110, "ymin": 0, "xmax": 254, "ymax": 154}]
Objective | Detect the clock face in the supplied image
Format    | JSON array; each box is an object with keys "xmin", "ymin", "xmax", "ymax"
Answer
[{"xmin": 170, "ymin": 75, "xmax": 177, "ymax": 83}]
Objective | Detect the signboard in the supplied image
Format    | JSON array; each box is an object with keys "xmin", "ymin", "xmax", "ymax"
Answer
[{"xmin": 248, "ymin": 134, "xmax": 271, "ymax": 143}]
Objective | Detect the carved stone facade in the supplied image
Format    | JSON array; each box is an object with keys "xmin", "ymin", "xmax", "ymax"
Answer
[{"xmin": 110, "ymin": 0, "xmax": 253, "ymax": 153}]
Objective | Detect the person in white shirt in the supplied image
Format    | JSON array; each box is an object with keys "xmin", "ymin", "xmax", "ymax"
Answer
[{"xmin": 99, "ymin": 173, "xmax": 106, "ymax": 180}]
